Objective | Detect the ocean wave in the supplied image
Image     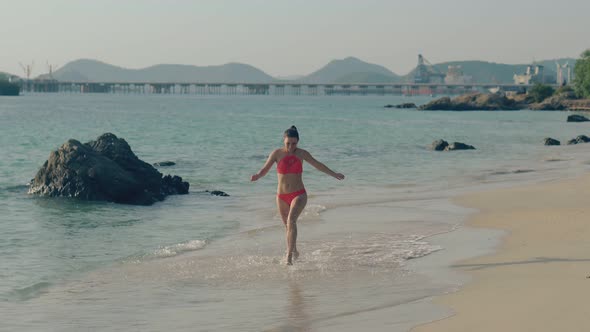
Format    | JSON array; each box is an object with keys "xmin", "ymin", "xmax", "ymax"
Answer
[
  {"xmin": 7, "ymin": 281, "xmax": 52, "ymax": 301},
  {"xmin": 151, "ymin": 239, "xmax": 207, "ymax": 258},
  {"xmin": 299, "ymin": 204, "xmax": 326, "ymax": 221},
  {"xmin": 156, "ymin": 233, "xmax": 443, "ymax": 285},
  {"xmin": 307, "ymin": 234, "xmax": 442, "ymax": 271},
  {"xmin": 489, "ymin": 168, "xmax": 535, "ymax": 176}
]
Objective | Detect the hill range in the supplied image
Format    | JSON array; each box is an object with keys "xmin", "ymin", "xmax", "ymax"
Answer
[{"xmin": 31, "ymin": 57, "xmax": 576, "ymax": 85}]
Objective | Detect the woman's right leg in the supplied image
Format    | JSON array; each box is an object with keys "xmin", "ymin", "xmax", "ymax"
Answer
[
  {"xmin": 276, "ymin": 196, "xmax": 292, "ymax": 259},
  {"xmin": 286, "ymin": 194, "xmax": 307, "ymax": 265}
]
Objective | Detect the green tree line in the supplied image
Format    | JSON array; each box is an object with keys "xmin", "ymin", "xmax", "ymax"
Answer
[
  {"xmin": 574, "ymin": 49, "xmax": 590, "ymax": 98},
  {"xmin": 0, "ymin": 74, "xmax": 20, "ymax": 96}
]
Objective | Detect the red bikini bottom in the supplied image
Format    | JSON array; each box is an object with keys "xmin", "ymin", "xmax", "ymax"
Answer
[{"xmin": 277, "ymin": 189, "xmax": 306, "ymax": 206}]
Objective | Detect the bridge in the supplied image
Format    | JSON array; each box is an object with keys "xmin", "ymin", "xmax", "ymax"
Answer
[{"xmin": 18, "ymin": 80, "xmax": 546, "ymax": 96}]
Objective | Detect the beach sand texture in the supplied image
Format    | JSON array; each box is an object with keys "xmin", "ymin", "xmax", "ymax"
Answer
[{"xmin": 413, "ymin": 173, "xmax": 590, "ymax": 332}]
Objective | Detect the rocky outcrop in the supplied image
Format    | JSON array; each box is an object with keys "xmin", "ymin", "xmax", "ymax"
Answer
[
  {"xmin": 529, "ymin": 95, "xmax": 568, "ymax": 111},
  {"xmin": 154, "ymin": 161, "xmax": 176, "ymax": 166},
  {"xmin": 206, "ymin": 190, "xmax": 230, "ymax": 197},
  {"xmin": 543, "ymin": 138, "xmax": 561, "ymax": 146},
  {"xmin": 420, "ymin": 97, "xmax": 453, "ymax": 110},
  {"xmin": 567, "ymin": 114, "xmax": 590, "ymax": 122},
  {"xmin": 418, "ymin": 92, "xmax": 588, "ymax": 112},
  {"xmin": 28, "ymin": 133, "xmax": 189, "ymax": 205},
  {"xmin": 430, "ymin": 139, "xmax": 476, "ymax": 151},
  {"xmin": 420, "ymin": 93, "xmax": 522, "ymax": 111},
  {"xmin": 564, "ymin": 99, "xmax": 590, "ymax": 111},
  {"xmin": 430, "ymin": 139, "xmax": 449, "ymax": 151},
  {"xmin": 445, "ymin": 142, "xmax": 476, "ymax": 151},
  {"xmin": 567, "ymin": 135, "xmax": 590, "ymax": 145},
  {"xmin": 385, "ymin": 103, "xmax": 417, "ymax": 109}
]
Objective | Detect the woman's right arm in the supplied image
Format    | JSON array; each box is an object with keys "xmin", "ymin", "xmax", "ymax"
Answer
[{"xmin": 251, "ymin": 150, "xmax": 277, "ymax": 181}]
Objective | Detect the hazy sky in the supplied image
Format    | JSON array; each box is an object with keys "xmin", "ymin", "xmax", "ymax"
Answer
[{"xmin": 2, "ymin": 0, "xmax": 588, "ymax": 77}]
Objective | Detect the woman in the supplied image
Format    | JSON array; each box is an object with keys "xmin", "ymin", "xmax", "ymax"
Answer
[{"xmin": 251, "ymin": 126, "xmax": 345, "ymax": 265}]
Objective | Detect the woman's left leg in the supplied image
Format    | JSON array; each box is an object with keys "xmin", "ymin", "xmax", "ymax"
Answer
[{"xmin": 286, "ymin": 193, "xmax": 307, "ymax": 265}]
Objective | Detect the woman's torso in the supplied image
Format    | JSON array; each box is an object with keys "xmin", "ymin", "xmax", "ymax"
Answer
[{"xmin": 276, "ymin": 149, "xmax": 305, "ymax": 194}]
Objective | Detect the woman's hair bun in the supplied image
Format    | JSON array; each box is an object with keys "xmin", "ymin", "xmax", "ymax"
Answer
[{"xmin": 284, "ymin": 126, "xmax": 300, "ymax": 139}]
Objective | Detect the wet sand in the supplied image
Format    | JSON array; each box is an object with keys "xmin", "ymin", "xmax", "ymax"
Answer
[{"xmin": 413, "ymin": 173, "xmax": 590, "ymax": 331}]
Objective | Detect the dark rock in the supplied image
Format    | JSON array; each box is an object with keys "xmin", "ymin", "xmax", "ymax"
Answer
[
  {"xmin": 384, "ymin": 103, "xmax": 417, "ymax": 109},
  {"xmin": 513, "ymin": 169, "xmax": 534, "ymax": 174},
  {"xmin": 444, "ymin": 142, "xmax": 476, "ymax": 151},
  {"xmin": 529, "ymin": 95, "xmax": 567, "ymax": 111},
  {"xmin": 28, "ymin": 133, "xmax": 189, "ymax": 205},
  {"xmin": 420, "ymin": 97, "xmax": 453, "ymax": 110},
  {"xmin": 395, "ymin": 103, "xmax": 417, "ymax": 109},
  {"xmin": 567, "ymin": 114, "xmax": 590, "ymax": 122},
  {"xmin": 162, "ymin": 175, "xmax": 189, "ymax": 195},
  {"xmin": 543, "ymin": 138, "xmax": 561, "ymax": 146},
  {"xmin": 154, "ymin": 161, "xmax": 176, "ymax": 167},
  {"xmin": 207, "ymin": 190, "xmax": 230, "ymax": 197},
  {"xmin": 430, "ymin": 139, "xmax": 449, "ymax": 151},
  {"xmin": 567, "ymin": 135, "xmax": 590, "ymax": 145},
  {"xmin": 420, "ymin": 93, "xmax": 522, "ymax": 111}
]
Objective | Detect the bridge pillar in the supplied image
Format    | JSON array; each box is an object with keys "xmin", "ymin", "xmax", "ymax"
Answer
[
  {"xmin": 225, "ymin": 84, "xmax": 236, "ymax": 95},
  {"xmin": 273, "ymin": 85, "xmax": 285, "ymax": 95}
]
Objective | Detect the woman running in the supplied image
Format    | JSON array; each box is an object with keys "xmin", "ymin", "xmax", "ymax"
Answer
[{"xmin": 250, "ymin": 126, "xmax": 345, "ymax": 265}]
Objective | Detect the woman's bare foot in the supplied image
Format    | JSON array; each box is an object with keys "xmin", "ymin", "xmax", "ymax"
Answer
[{"xmin": 286, "ymin": 252, "xmax": 293, "ymax": 265}]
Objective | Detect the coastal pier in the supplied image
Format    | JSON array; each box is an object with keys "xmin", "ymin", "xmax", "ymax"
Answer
[{"xmin": 17, "ymin": 80, "xmax": 543, "ymax": 96}]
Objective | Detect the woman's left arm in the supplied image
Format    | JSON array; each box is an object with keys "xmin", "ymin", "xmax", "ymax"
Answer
[{"xmin": 300, "ymin": 149, "xmax": 345, "ymax": 180}]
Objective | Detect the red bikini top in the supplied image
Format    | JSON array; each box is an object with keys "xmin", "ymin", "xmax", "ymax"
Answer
[{"xmin": 277, "ymin": 155, "xmax": 303, "ymax": 174}]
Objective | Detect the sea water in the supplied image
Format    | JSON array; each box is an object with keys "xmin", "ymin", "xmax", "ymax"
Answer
[{"xmin": 1, "ymin": 94, "xmax": 590, "ymax": 331}]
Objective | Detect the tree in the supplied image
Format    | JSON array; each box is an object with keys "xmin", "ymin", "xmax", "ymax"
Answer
[
  {"xmin": 0, "ymin": 81, "xmax": 20, "ymax": 95},
  {"xmin": 574, "ymin": 49, "xmax": 590, "ymax": 98},
  {"xmin": 528, "ymin": 83, "xmax": 554, "ymax": 103}
]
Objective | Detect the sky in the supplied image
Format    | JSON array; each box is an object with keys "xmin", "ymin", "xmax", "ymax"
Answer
[{"xmin": 1, "ymin": 0, "xmax": 588, "ymax": 78}]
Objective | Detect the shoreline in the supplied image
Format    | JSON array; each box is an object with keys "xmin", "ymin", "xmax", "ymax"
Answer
[
  {"xmin": 5, "ymin": 168, "xmax": 590, "ymax": 331},
  {"xmin": 412, "ymin": 171, "xmax": 590, "ymax": 332}
]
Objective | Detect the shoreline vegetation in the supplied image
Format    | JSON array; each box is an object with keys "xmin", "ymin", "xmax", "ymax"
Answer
[{"xmin": 0, "ymin": 80, "xmax": 20, "ymax": 96}]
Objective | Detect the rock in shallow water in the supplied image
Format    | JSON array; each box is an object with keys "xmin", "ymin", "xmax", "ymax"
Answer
[
  {"xmin": 206, "ymin": 190, "xmax": 230, "ymax": 197},
  {"xmin": 430, "ymin": 139, "xmax": 449, "ymax": 151},
  {"xmin": 544, "ymin": 137, "xmax": 560, "ymax": 146},
  {"xmin": 28, "ymin": 133, "xmax": 189, "ymax": 205},
  {"xmin": 567, "ymin": 114, "xmax": 590, "ymax": 122},
  {"xmin": 430, "ymin": 139, "xmax": 475, "ymax": 151},
  {"xmin": 567, "ymin": 135, "xmax": 590, "ymax": 145},
  {"xmin": 154, "ymin": 161, "xmax": 176, "ymax": 167}
]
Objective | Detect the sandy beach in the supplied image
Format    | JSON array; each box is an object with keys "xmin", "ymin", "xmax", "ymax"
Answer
[{"xmin": 413, "ymin": 172, "xmax": 590, "ymax": 332}]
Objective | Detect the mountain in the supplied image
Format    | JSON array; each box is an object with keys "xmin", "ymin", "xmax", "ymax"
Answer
[
  {"xmin": 301, "ymin": 57, "xmax": 400, "ymax": 83},
  {"xmin": 40, "ymin": 59, "xmax": 275, "ymax": 83},
  {"xmin": 34, "ymin": 56, "xmax": 578, "ymax": 84}
]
